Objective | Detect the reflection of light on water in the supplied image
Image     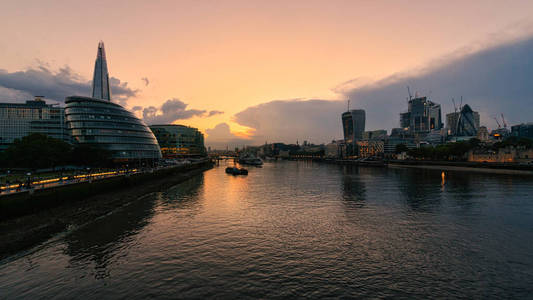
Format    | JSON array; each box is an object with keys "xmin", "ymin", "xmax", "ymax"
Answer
[{"xmin": 441, "ymin": 171, "xmax": 446, "ymax": 191}]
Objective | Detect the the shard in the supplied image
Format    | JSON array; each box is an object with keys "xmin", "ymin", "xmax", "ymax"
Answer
[{"xmin": 91, "ymin": 41, "xmax": 111, "ymax": 100}]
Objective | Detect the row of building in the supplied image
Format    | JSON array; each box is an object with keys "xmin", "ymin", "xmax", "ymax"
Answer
[
  {"xmin": 0, "ymin": 42, "xmax": 206, "ymax": 162},
  {"xmin": 336, "ymin": 95, "xmax": 533, "ymax": 159}
]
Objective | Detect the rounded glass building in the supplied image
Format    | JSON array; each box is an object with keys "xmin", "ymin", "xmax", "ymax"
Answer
[{"xmin": 65, "ymin": 96, "xmax": 162, "ymax": 161}]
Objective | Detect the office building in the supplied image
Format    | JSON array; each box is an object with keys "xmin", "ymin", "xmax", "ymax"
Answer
[
  {"xmin": 400, "ymin": 96, "xmax": 442, "ymax": 135},
  {"xmin": 0, "ymin": 96, "xmax": 69, "ymax": 150},
  {"xmin": 65, "ymin": 42, "xmax": 162, "ymax": 161},
  {"xmin": 511, "ymin": 123, "xmax": 533, "ymax": 139},
  {"xmin": 150, "ymin": 125, "xmax": 206, "ymax": 158},
  {"xmin": 362, "ymin": 130, "xmax": 387, "ymax": 140},
  {"xmin": 342, "ymin": 109, "xmax": 365, "ymax": 156},
  {"xmin": 446, "ymin": 104, "xmax": 480, "ymax": 136}
]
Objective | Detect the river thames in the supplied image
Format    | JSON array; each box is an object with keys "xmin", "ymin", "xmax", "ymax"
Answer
[{"xmin": 1, "ymin": 161, "xmax": 533, "ymax": 298}]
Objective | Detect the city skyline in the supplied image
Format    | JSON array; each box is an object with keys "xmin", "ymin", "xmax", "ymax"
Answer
[{"xmin": 1, "ymin": 1, "xmax": 533, "ymax": 148}]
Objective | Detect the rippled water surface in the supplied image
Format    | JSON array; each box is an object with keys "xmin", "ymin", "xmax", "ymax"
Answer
[{"xmin": 2, "ymin": 161, "xmax": 533, "ymax": 298}]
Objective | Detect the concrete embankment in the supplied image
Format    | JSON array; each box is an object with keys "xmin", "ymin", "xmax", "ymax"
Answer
[
  {"xmin": 387, "ymin": 160, "xmax": 533, "ymax": 175},
  {"xmin": 329, "ymin": 159, "xmax": 533, "ymax": 175},
  {"xmin": 0, "ymin": 161, "xmax": 212, "ymax": 260}
]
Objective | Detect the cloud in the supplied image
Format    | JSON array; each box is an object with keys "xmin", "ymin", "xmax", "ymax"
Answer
[
  {"xmin": 0, "ymin": 64, "xmax": 138, "ymax": 104},
  {"xmin": 131, "ymin": 106, "xmax": 143, "ymax": 111},
  {"xmin": 233, "ymin": 99, "xmax": 345, "ymax": 144},
  {"xmin": 208, "ymin": 110, "xmax": 224, "ymax": 117},
  {"xmin": 231, "ymin": 34, "xmax": 533, "ymax": 145},
  {"xmin": 142, "ymin": 98, "xmax": 206, "ymax": 125},
  {"xmin": 343, "ymin": 35, "xmax": 533, "ymax": 130},
  {"xmin": 141, "ymin": 77, "xmax": 149, "ymax": 86},
  {"xmin": 205, "ymin": 123, "xmax": 251, "ymax": 149}
]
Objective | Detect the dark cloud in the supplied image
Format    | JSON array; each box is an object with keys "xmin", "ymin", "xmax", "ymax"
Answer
[
  {"xmin": 141, "ymin": 77, "xmax": 149, "ymax": 86},
  {"xmin": 233, "ymin": 99, "xmax": 345, "ymax": 144},
  {"xmin": 208, "ymin": 110, "xmax": 224, "ymax": 117},
  {"xmin": 0, "ymin": 65, "xmax": 138, "ymax": 104},
  {"xmin": 344, "ymin": 35, "xmax": 533, "ymax": 130},
  {"xmin": 131, "ymin": 106, "xmax": 143, "ymax": 111},
  {"xmin": 232, "ymin": 34, "xmax": 533, "ymax": 145},
  {"xmin": 142, "ymin": 98, "xmax": 206, "ymax": 125},
  {"xmin": 205, "ymin": 122, "xmax": 251, "ymax": 149}
]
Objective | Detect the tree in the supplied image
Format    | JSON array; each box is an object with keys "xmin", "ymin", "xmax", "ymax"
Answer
[
  {"xmin": 2, "ymin": 134, "xmax": 71, "ymax": 169},
  {"xmin": 70, "ymin": 144, "xmax": 112, "ymax": 167}
]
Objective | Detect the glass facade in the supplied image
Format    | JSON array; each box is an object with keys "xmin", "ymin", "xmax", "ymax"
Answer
[
  {"xmin": 149, "ymin": 125, "xmax": 206, "ymax": 158},
  {"xmin": 446, "ymin": 104, "xmax": 480, "ymax": 136},
  {"xmin": 401, "ymin": 97, "xmax": 442, "ymax": 134},
  {"xmin": 92, "ymin": 41, "xmax": 111, "ymax": 100},
  {"xmin": 65, "ymin": 96, "xmax": 161, "ymax": 160},
  {"xmin": 0, "ymin": 97, "xmax": 69, "ymax": 150}
]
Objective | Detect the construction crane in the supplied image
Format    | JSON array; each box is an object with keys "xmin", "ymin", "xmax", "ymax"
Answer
[
  {"xmin": 493, "ymin": 116, "xmax": 501, "ymax": 129},
  {"xmin": 501, "ymin": 113, "xmax": 508, "ymax": 129}
]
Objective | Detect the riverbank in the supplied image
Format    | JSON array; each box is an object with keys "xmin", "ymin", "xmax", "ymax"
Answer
[
  {"xmin": 0, "ymin": 161, "xmax": 212, "ymax": 260},
  {"xmin": 329, "ymin": 159, "xmax": 533, "ymax": 175}
]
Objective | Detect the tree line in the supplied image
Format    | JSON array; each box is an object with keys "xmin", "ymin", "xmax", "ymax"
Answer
[{"xmin": 0, "ymin": 134, "xmax": 112, "ymax": 169}]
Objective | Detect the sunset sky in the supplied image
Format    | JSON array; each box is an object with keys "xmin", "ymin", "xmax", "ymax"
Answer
[{"xmin": 1, "ymin": 0, "xmax": 533, "ymax": 147}]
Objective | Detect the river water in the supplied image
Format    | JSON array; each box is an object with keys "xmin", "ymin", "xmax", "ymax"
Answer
[{"xmin": 2, "ymin": 161, "xmax": 533, "ymax": 298}]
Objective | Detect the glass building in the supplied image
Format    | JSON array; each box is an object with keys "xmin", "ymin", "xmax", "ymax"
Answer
[
  {"xmin": 64, "ymin": 41, "xmax": 161, "ymax": 161},
  {"xmin": 446, "ymin": 104, "xmax": 480, "ymax": 137},
  {"xmin": 400, "ymin": 96, "xmax": 442, "ymax": 134},
  {"xmin": 65, "ymin": 96, "xmax": 161, "ymax": 160},
  {"xmin": 342, "ymin": 109, "xmax": 365, "ymax": 157},
  {"xmin": 149, "ymin": 125, "xmax": 206, "ymax": 158},
  {"xmin": 511, "ymin": 123, "xmax": 533, "ymax": 139},
  {"xmin": 0, "ymin": 96, "xmax": 69, "ymax": 150}
]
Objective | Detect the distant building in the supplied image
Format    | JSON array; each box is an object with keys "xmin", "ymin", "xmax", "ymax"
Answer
[
  {"xmin": 356, "ymin": 140, "xmax": 384, "ymax": 158},
  {"xmin": 0, "ymin": 96, "xmax": 69, "ymax": 150},
  {"xmin": 477, "ymin": 126, "xmax": 489, "ymax": 141},
  {"xmin": 362, "ymin": 130, "xmax": 387, "ymax": 140},
  {"xmin": 384, "ymin": 136, "xmax": 416, "ymax": 154},
  {"xmin": 65, "ymin": 42, "xmax": 161, "ymax": 161},
  {"xmin": 446, "ymin": 104, "xmax": 480, "ymax": 137},
  {"xmin": 150, "ymin": 125, "xmax": 206, "ymax": 158},
  {"xmin": 468, "ymin": 147, "xmax": 533, "ymax": 163},
  {"xmin": 400, "ymin": 96, "xmax": 442, "ymax": 135},
  {"xmin": 511, "ymin": 123, "xmax": 533, "ymax": 139},
  {"xmin": 342, "ymin": 109, "xmax": 365, "ymax": 156}
]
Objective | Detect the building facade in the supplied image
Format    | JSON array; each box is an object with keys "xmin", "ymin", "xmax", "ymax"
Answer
[
  {"xmin": 149, "ymin": 125, "xmax": 206, "ymax": 158},
  {"xmin": 511, "ymin": 123, "xmax": 533, "ymax": 139},
  {"xmin": 400, "ymin": 96, "xmax": 442, "ymax": 135},
  {"xmin": 64, "ymin": 42, "xmax": 161, "ymax": 161},
  {"xmin": 342, "ymin": 109, "xmax": 365, "ymax": 157},
  {"xmin": 446, "ymin": 104, "xmax": 480, "ymax": 137},
  {"xmin": 65, "ymin": 96, "xmax": 161, "ymax": 160},
  {"xmin": 0, "ymin": 96, "xmax": 69, "ymax": 150}
]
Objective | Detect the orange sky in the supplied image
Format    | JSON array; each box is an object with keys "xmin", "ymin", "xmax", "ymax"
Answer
[{"xmin": 1, "ymin": 0, "xmax": 533, "ymax": 138}]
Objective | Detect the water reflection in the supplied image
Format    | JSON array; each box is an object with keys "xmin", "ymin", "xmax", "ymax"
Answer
[
  {"xmin": 63, "ymin": 174, "xmax": 204, "ymax": 278},
  {"xmin": 64, "ymin": 195, "xmax": 156, "ymax": 278},
  {"xmin": 341, "ymin": 165, "xmax": 366, "ymax": 205}
]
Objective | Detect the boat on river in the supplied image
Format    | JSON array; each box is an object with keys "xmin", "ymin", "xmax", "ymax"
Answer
[
  {"xmin": 238, "ymin": 153, "xmax": 263, "ymax": 166},
  {"xmin": 225, "ymin": 167, "xmax": 248, "ymax": 175}
]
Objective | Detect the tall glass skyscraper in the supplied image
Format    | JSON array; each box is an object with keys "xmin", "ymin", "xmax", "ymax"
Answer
[
  {"xmin": 92, "ymin": 41, "xmax": 111, "ymax": 101},
  {"xmin": 342, "ymin": 109, "xmax": 366, "ymax": 157},
  {"xmin": 65, "ymin": 42, "xmax": 161, "ymax": 161}
]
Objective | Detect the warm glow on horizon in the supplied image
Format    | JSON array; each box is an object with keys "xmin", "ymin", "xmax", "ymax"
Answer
[{"xmin": 1, "ymin": 0, "xmax": 533, "ymax": 146}]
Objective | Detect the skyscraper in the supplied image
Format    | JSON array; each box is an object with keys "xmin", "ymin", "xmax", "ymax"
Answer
[
  {"xmin": 399, "ymin": 96, "xmax": 442, "ymax": 134},
  {"xmin": 342, "ymin": 109, "xmax": 365, "ymax": 156},
  {"xmin": 92, "ymin": 41, "xmax": 111, "ymax": 100},
  {"xmin": 446, "ymin": 104, "xmax": 480, "ymax": 136},
  {"xmin": 65, "ymin": 41, "xmax": 162, "ymax": 161},
  {"xmin": 342, "ymin": 109, "xmax": 366, "ymax": 143}
]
